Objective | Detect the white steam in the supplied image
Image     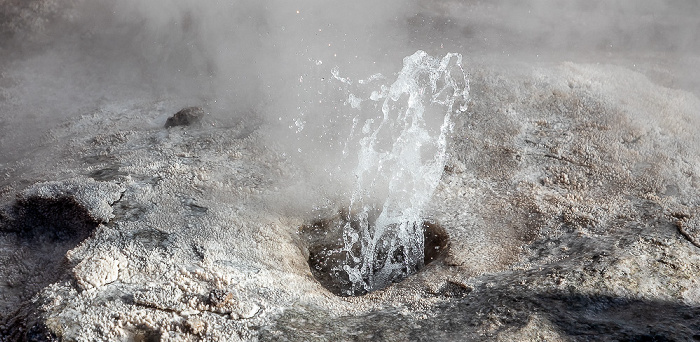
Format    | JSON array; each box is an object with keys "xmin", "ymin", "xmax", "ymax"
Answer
[{"xmin": 0, "ymin": 0, "xmax": 697, "ymax": 190}]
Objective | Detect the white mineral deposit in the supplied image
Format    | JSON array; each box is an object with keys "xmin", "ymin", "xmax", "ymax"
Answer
[{"xmin": 1, "ymin": 1, "xmax": 699, "ymax": 341}]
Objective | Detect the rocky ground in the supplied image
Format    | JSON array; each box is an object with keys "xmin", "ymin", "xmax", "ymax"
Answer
[
  {"xmin": 0, "ymin": 58, "xmax": 699, "ymax": 341},
  {"xmin": 1, "ymin": 1, "xmax": 700, "ymax": 341}
]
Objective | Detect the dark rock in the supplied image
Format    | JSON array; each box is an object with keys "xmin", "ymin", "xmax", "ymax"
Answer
[
  {"xmin": 208, "ymin": 289, "xmax": 234, "ymax": 308},
  {"xmin": 164, "ymin": 107, "xmax": 206, "ymax": 128}
]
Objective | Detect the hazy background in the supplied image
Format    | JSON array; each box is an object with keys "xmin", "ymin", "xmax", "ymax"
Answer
[{"xmin": 0, "ymin": 0, "xmax": 698, "ymax": 164}]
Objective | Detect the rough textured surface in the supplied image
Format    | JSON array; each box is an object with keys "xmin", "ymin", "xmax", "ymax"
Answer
[
  {"xmin": 1, "ymin": 2, "xmax": 700, "ymax": 341},
  {"xmin": 18, "ymin": 178, "xmax": 124, "ymax": 224},
  {"xmin": 72, "ymin": 249, "xmax": 127, "ymax": 291},
  {"xmin": 0, "ymin": 59, "xmax": 699, "ymax": 341},
  {"xmin": 0, "ymin": 178, "xmax": 123, "ymax": 341}
]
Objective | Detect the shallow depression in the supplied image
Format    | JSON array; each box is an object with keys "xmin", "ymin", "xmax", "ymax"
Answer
[{"xmin": 300, "ymin": 213, "xmax": 449, "ymax": 297}]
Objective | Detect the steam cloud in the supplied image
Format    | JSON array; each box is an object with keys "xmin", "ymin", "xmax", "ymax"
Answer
[
  {"xmin": 0, "ymin": 0, "xmax": 698, "ymax": 164},
  {"xmin": 64, "ymin": 0, "xmax": 418, "ymax": 115}
]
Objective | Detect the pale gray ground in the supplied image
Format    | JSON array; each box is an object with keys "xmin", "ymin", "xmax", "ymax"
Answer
[{"xmin": 1, "ymin": 1, "xmax": 700, "ymax": 342}]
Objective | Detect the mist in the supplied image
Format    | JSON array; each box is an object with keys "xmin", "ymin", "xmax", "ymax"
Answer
[
  {"xmin": 1, "ymin": 0, "xmax": 698, "ymax": 171},
  {"xmin": 3, "ymin": 2, "xmax": 700, "ymax": 338}
]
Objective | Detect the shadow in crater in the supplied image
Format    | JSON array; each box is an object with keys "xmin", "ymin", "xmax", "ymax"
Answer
[
  {"xmin": 0, "ymin": 195, "xmax": 101, "ymax": 341},
  {"xmin": 300, "ymin": 212, "xmax": 450, "ymax": 297}
]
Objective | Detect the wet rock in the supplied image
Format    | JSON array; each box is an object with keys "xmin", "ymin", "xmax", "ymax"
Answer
[
  {"xmin": 301, "ymin": 213, "xmax": 449, "ymax": 297},
  {"xmin": 164, "ymin": 107, "xmax": 206, "ymax": 128}
]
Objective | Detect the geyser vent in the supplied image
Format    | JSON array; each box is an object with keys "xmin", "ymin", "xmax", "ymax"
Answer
[{"xmin": 300, "ymin": 213, "xmax": 448, "ymax": 296}]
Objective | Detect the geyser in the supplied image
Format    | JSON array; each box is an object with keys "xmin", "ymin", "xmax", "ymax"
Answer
[
  {"xmin": 302, "ymin": 214, "xmax": 449, "ymax": 297},
  {"xmin": 304, "ymin": 51, "xmax": 468, "ymax": 296}
]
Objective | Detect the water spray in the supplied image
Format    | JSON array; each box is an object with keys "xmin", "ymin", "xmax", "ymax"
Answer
[{"xmin": 304, "ymin": 50, "xmax": 469, "ymax": 296}]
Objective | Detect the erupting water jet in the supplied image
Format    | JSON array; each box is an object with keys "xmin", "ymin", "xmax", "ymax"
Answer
[{"xmin": 304, "ymin": 50, "xmax": 469, "ymax": 296}]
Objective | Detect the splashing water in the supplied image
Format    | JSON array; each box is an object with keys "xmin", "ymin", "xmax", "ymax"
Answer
[{"xmin": 336, "ymin": 51, "xmax": 469, "ymax": 295}]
